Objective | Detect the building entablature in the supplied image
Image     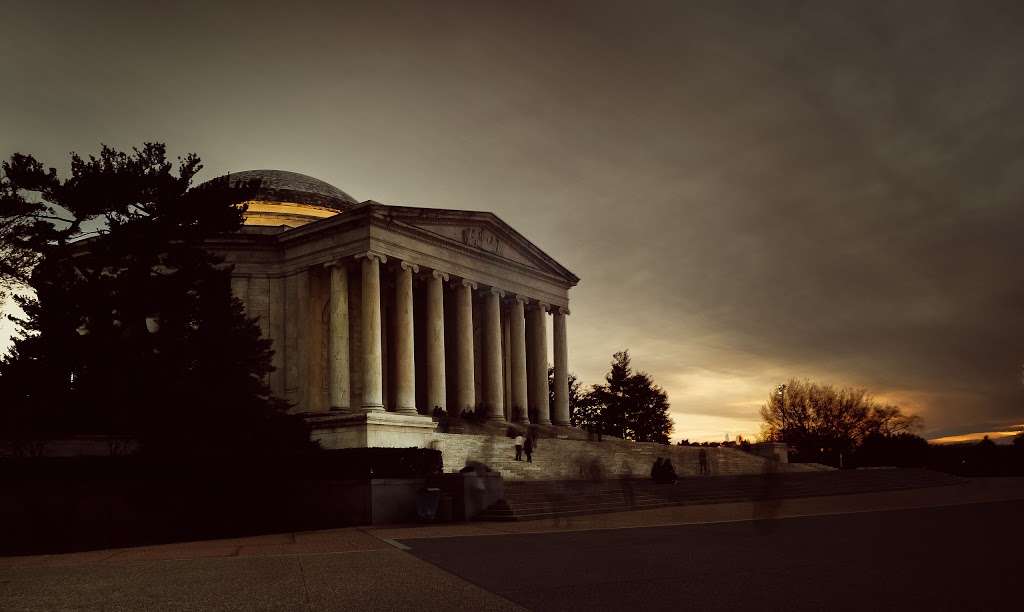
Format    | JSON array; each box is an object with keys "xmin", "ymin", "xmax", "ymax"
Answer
[{"xmin": 215, "ymin": 202, "xmax": 577, "ymax": 309}]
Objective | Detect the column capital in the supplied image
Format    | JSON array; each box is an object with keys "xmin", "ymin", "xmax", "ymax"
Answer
[
  {"xmin": 553, "ymin": 305, "xmax": 570, "ymax": 316},
  {"xmin": 354, "ymin": 251, "xmax": 387, "ymax": 264},
  {"xmin": 506, "ymin": 293, "xmax": 528, "ymax": 305},
  {"xmin": 529, "ymin": 301, "xmax": 550, "ymax": 313},
  {"xmin": 399, "ymin": 260, "xmax": 419, "ymax": 274},
  {"xmin": 455, "ymin": 277, "xmax": 478, "ymax": 290},
  {"xmin": 324, "ymin": 259, "xmax": 348, "ymax": 269},
  {"xmin": 486, "ymin": 286, "xmax": 505, "ymax": 298},
  {"xmin": 431, "ymin": 269, "xmax": 450, "ymax": 282}
]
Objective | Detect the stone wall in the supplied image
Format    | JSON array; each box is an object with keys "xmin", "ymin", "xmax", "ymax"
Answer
[{"xmin": 428, "ymin": 433, "xmax": 823, "ymax": 481}]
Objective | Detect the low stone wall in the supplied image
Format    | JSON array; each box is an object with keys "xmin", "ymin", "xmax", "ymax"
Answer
[
  {"xmin": 427, "ymin": 472, "xmax": 505, "ymax": 520},
  {"xmin": 428, "ymin": 433, "xmax": 823, "ymax": 481}
]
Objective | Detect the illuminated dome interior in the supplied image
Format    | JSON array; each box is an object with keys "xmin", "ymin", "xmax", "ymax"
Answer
[{"xmin": 202, "ymin": 169, "xmax": 359, "ymax": 228}]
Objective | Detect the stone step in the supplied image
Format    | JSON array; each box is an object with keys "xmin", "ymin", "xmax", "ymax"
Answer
[
  {"xmin": 429, "ymin": 432, "xmax": 837, "ymax": 481},
  {"xmin": 479, "ymin": 469, "xmax": 966, "ymax": 521}
]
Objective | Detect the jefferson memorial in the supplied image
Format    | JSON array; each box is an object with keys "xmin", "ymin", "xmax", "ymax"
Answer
[{"xmin": 207, "ymin": 170, "xmax": 579, "ymax": 449}]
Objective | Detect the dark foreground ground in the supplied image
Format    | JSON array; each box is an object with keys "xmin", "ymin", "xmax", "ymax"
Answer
[
  {"xmin": 403, "ymin": 500, "xmax": 1023, "ymax": 611},
  {"xmin": 3, "ymin": 480, "xmax": 1022, "ymax": 611}
]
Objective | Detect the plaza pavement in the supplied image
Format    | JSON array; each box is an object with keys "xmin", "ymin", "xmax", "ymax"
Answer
[{"xmin": 2, "ymin": 477, "xmax": 1022, "ymax": 610}]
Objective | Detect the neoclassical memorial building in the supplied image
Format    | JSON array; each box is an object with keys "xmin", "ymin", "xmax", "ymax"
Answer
[{"xmin": 207, "ymin": 170, "xmax": 578, "ymax": 449}]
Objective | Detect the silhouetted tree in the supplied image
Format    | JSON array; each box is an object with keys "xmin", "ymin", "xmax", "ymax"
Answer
[
  {"xmin": 0, "ymin": 144, "xmax": 314, "ymax": 457},
  {"xmin": 547, "ymin": 366, "xmax": 589, "ymax": 427},
  {"xmin": 854, "ymin": 432, "xmax": 930, "ymax": 467},
  {"xmin": 584, "ymin": 350, "xmax": 673, "ymax": 444},
  {"xmin": 972, "ymin": 435, "xmax": 1000, "ymax": 475},
  {"xmin": 759, "ymin": 378, "xmax": 921, "ymax": 466}
]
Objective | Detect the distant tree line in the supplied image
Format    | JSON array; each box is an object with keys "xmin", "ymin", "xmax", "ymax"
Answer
[
  {"xmin": 925, "ymin": 434, "xmax": 1024, "ymax": 477},
  {"xmin": 755, "ymin": 378, "xmax": 1024, "ymax": 475},
  {"xmin": 759, "ymin": 378, "xmax": 921, "ymax": 467}
]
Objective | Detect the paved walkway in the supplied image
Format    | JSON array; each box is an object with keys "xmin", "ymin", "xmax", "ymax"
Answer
[
  {"xmin": 2, "ymin": 478, "xmax": 1022, "ymax": 610},
  {"xmin": 405, "ymin": 499, "xmax": 1024, "ymax": 611}
]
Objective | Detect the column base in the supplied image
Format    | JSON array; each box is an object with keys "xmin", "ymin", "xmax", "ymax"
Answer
[{"xmin": 306, "ymin": 411, "xmax": 437, "ymax": 449}]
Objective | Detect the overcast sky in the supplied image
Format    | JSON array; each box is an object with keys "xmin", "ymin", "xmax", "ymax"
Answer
[{"xmin": 3, "ymin": 0, "xmax": 1023, "ymax": 441}]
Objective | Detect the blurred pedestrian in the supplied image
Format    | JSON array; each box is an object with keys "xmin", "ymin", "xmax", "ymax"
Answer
[{"xmin": 651, "ymin": 458, "xmax": 664, "ymax": 481}]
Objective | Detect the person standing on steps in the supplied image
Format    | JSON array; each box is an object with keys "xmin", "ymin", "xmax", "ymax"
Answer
[
  {"xmin": 513, "ymin": 433, "xmax": 525, "ymax": 461},
  {"xmin": 524, "ymin": 434, "xmax": 534, "ymax": 463}
]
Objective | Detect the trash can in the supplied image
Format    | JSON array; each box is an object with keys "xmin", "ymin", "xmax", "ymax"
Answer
[{"xmin": 416, "ymin": 487, "xmax": 442, "ymax": 522}]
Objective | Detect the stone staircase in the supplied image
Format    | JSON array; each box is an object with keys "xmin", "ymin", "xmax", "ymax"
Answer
[
  {"xmin": 479, "ymin": 468, "xmax": 966, "ymax": 521},
  {"xmin": 428, "ymin": 432, "xmax": 830, "ymax": 481}
]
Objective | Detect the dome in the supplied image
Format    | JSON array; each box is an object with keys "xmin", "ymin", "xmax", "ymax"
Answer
[{"xmin": 203, "ymin": 169, "xmax": 359, "ymax": 228}]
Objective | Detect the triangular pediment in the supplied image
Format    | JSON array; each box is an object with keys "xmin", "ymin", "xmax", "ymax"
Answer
[{"xmin": 371, "ymin": 205, "xmax": 578, "ymax": 285}]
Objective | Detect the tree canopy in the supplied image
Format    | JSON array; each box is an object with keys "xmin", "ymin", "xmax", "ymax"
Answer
[
  {"xmin": 568, "ymin": 350, "xmax": 673, "ymax": 444},
  {"xmin": 0, "ymin": 144, "xmax": 313, "ymax": 457},
  {"xmin": 759, "ymin": 378, "xmax": 921, "ymax": 465}
]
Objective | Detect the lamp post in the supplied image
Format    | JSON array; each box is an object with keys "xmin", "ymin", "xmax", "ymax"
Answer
[{"xmin": 777, "ymin": 383, "xmax": 787, "ymax": 444}]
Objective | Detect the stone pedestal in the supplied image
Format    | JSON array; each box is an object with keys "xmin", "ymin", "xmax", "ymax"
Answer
[
  {"xmin": 307, "ymin": 411, "xmax": 438, "ymax": 449},
  {"xmin": 752, "ymin": 442, "xmax": 789, "ymax": 463}
]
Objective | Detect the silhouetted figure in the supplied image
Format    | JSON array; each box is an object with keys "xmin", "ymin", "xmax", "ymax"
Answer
[
  {"xmin": 514, "ymin": 434, "xmax": 524, "ymax": 461},
  {"xmin": 460, "ymin": 460, "xmax": 490, "ymax": 474},
  {"xmin": 651, "ymin": 458, "xmax": 664, "ymax": 480},
  {"xmin": 752, "ymin": 452, "xmax": 782, "ymax": 534},
  {"xmin": 652, "ymin": 458, "xmax": 677, "ymax": 484},
  {"xmin": 524, "ymin": 435, "xmax": 534, "ymax": 463},
  {"xmin": 622, "ymin": 481, "xmax": 635, "ymax": 508},
  {"xmin": 663, "ymin": 459, "xmax": 678, "ymax": 483},
  {"xmin": 698, "ymin": 448, "xmax": 709, "ymax": 475}
]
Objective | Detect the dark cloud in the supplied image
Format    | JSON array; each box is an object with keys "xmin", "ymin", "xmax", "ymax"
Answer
[{"xmin": 3, "ymin": 0, "xmax": 1022, "ymax": 439}]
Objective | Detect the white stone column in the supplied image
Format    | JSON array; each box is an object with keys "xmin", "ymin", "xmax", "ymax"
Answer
[
  {"xmin": 327, "ymin": 262, "xmax": 350, "ymax": 410},
  {"xmin": 453, "ymin": 279, "xmax": 477, "ymax": 415},
  {"xmin": 553, "ymin": 307, "xmax": 570, "ymax": 426},
  {"xmin": 359, "ymin": 252, "xmax": 386, "ymax": 411},
  {"xmin": 483, "ymin": 287, "xmax": 505, "ymax": 422},
  {"xmin": 509, "ymin": 295, "xmax": 529, "ymax": 424},
  {"xmin": 425, "ymin": 270, "xmax": 447, "ymax": 413},
  {"xmin": 268, "ymin": 276, "xmax": 286, "ymax": 398},
  {"xmin": 527, "ymin": 302, "xmax": 551, "ymax": 424},
  {"xmin": 296, "ymin": 268, "xmax": 311, "ymax": 411},
  {"xmin": 501, "ymin": 306, "xmax": 511, "ymax": 421},
  {"xmin": 394, "ymin": 261, "xmax": 418, "ymax": 415}
]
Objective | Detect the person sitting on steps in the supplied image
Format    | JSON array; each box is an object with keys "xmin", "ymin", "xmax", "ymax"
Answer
[
  {"xmin": 652, "ymin": 457, "xmax": 678, "ymax": 484},
  {"xmin": 663, "ymin": 458, "xmax": 678, "ymax": 483}
]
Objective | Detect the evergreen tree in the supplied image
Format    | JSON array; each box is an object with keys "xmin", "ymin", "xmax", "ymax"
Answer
[
  {"xmin": 547, "ymin": 366, "xmax": 589, "ymax": 426},
  {"xmin": 582, "ymin": 350, "xmax": 673, "ymax": 443},
  {"xmin": 0, "ymin": 144, "xmax": 313, "ymax": 457}
]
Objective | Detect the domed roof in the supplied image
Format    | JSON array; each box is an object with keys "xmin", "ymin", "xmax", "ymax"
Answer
[
  {"xmin": 197, "ymin": 169, "xmax": 361, "ymax": 228},
  {"xmin": 215, "ymin": 169, "xmax": 359, "ymax": 211}
]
